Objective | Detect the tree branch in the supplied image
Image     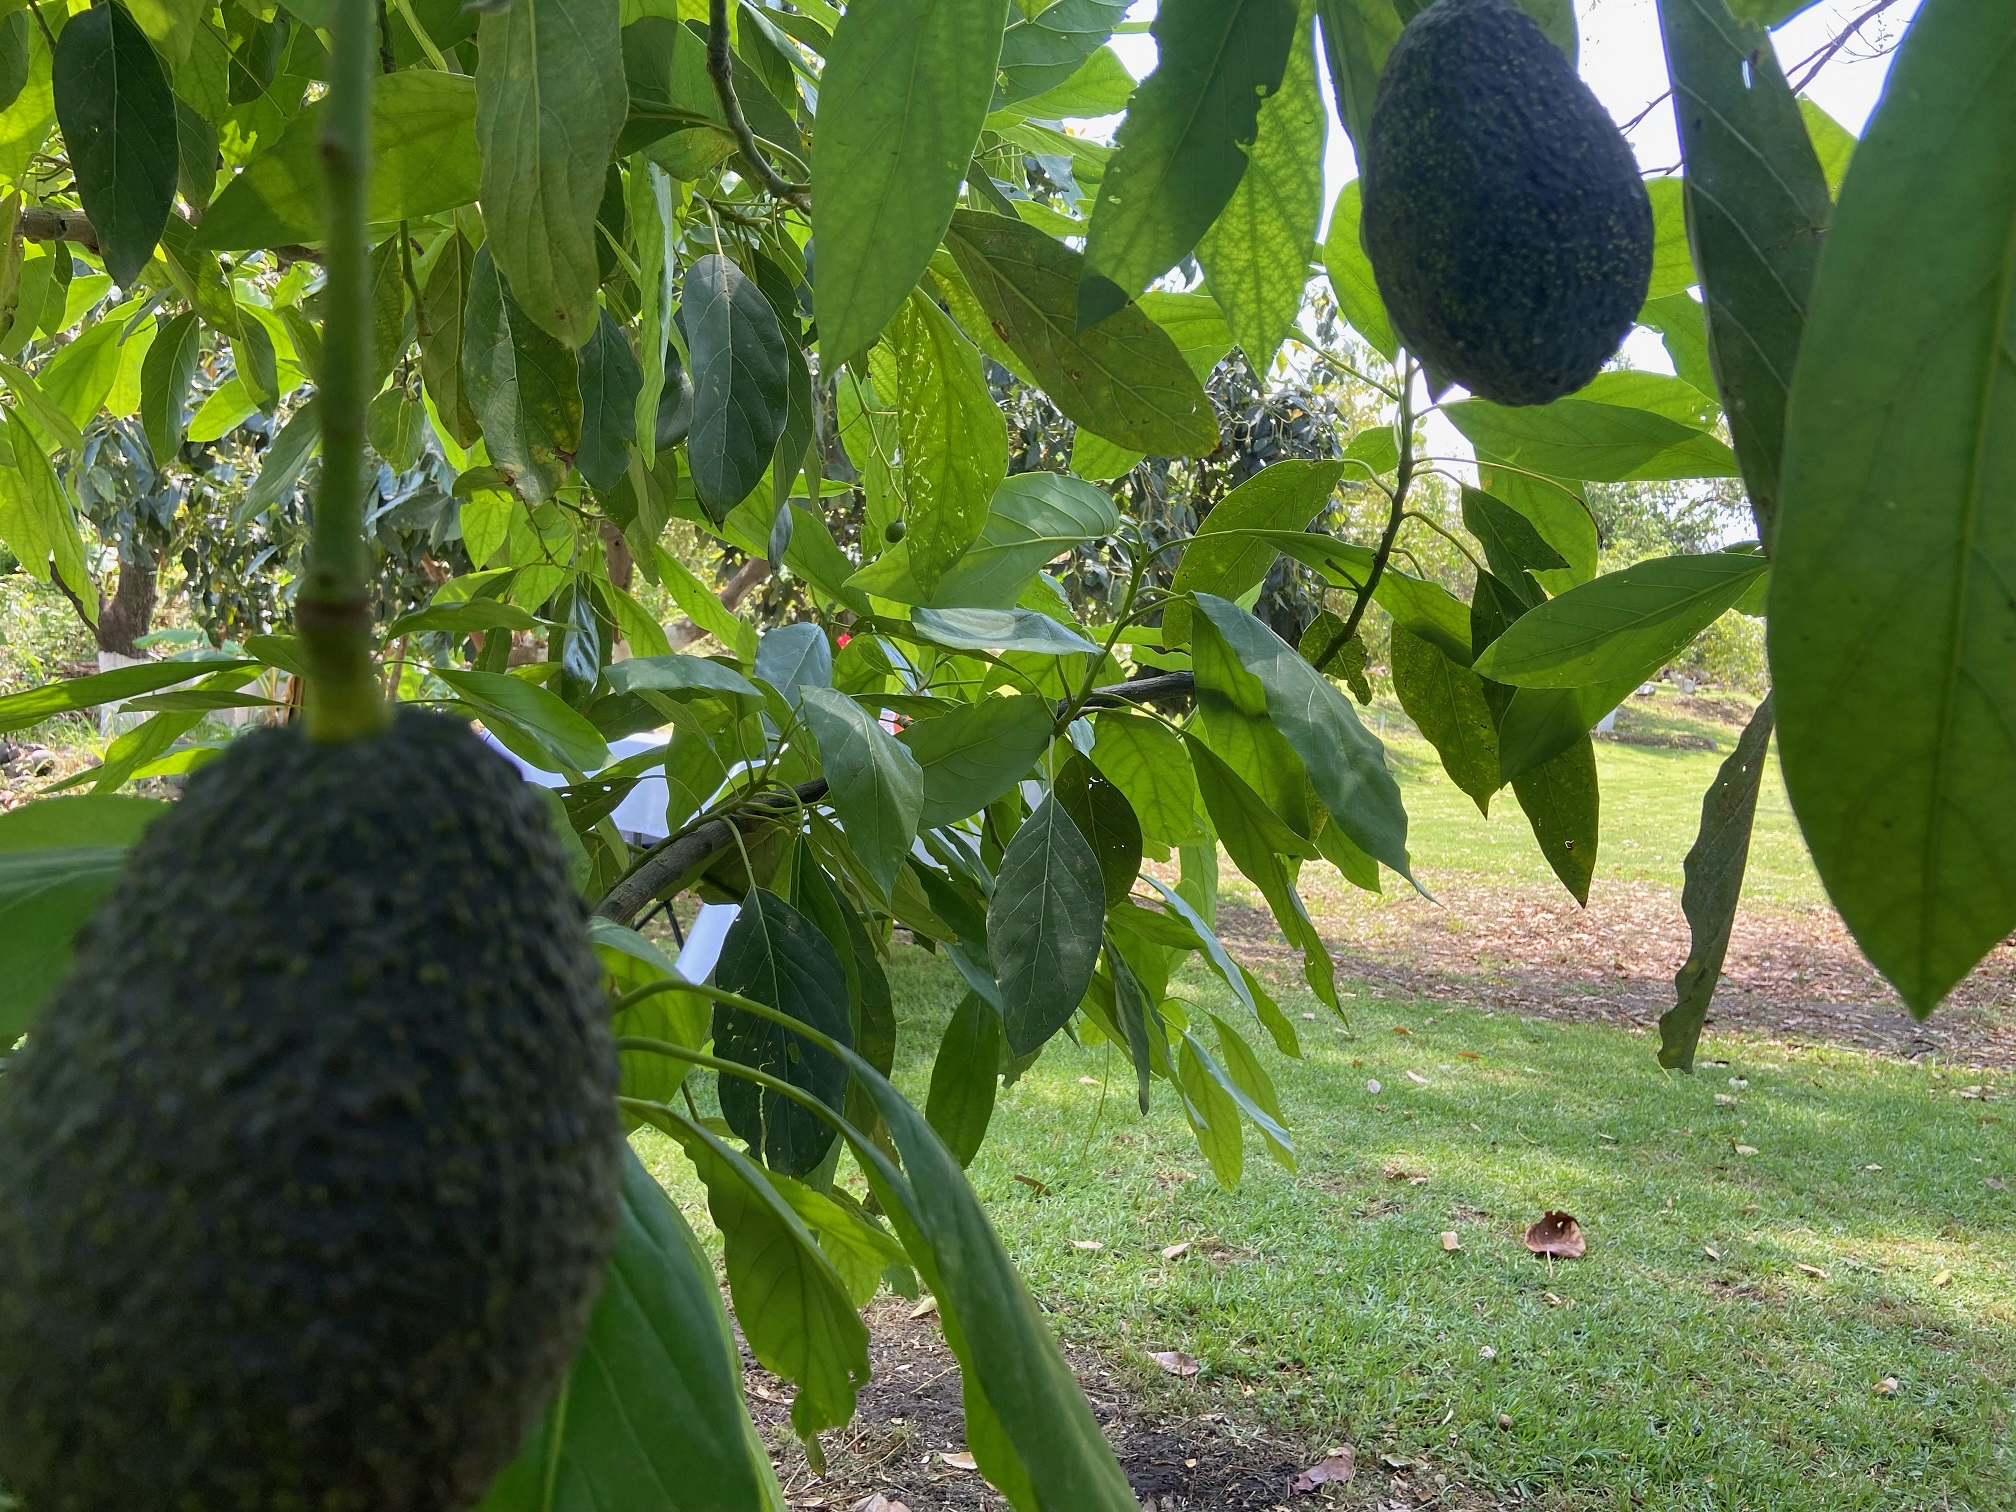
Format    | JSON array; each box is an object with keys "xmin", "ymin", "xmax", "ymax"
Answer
[
  {"xmin": 16, "ymin": 207, "xmax": 323, "ymax": 267},
  {"xmin": 707, "ymin": 0, "xmax": 810, "ymax": 213},
  {"xmin": 665, "ymin": 556, "xmax": 770, "ymax": 651}
]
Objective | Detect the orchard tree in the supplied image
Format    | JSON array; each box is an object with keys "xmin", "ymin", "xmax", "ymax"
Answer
[{"xmin": 0, "ymin": 0, "xmax": 2007, "ymax": 1504}]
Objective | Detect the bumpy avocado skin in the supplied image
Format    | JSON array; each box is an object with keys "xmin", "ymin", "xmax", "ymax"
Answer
[
  {"xmin": 1362, "ymin": 0, "xmax": 1652, "ymax": 406},
  {"xmin": 0, "ymin": 712, "xmax": 622, "ymax": 1512}
]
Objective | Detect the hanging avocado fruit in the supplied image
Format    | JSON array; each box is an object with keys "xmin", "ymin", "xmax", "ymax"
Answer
[
  {"xmin": 884, "ymin": 518, "xmax": 908, "ymax": 543},
  {"xmin": 1361, "ymin": 0, "xmax": 1652, "ymax": 407},
  {"xmin": 0, "ymin": 713, "xmax": 624, "ymax": 1512}
]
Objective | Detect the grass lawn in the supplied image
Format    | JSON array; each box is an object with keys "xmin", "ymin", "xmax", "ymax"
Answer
[{"xmin": 638, "ymin": 941, "xmax": 2016, "ymax": 1510}]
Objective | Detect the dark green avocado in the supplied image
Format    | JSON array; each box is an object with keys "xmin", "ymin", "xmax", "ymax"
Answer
[
  {"xmin": 1361, "ymin": 0, "xmax": 1653, "ymax": 406},
  {"xmin": 0, "ymin": 711, "xmax": 622, "ymax": 1512}
]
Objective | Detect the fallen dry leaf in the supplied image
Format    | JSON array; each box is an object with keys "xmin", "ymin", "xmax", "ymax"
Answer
[
  {"xmin": 939, "ymin": 1450, "xmax": 978, "ymax": 1471},
  {"xmin": 853, "ymin": 1497, "xmax": 912, "ymax": 1512},
  {"xmin": 1078, "ymin": 1076, "xmax": 1100, "ymax": 1086},
  {"xmin": 1497, "ymin": 1412, "xmax": 1514, "ymax": 1430},
  {"xmin": 1012, "ymin": 1174, "xmax": 1052, "ymax": 1196},
  {"xmin": 1933, "ymin": 1269, "xmax": 1952, "ymax": 1288},
  {"xmin": 1392, "ymin": 1025, "xmax": 1411, "ymax": 1035},
  {"xmin": 1703, "ymin": 1245, "xmax": 1721, "ymax": 1261},
  {"xmin": 1796, "ymin": 1263, "xmax": 1830, "ymax": 1279},
  {"xmin": 1542, "ymin": 1290, "xmax": 1573, "ymax": 1308},
  {"xmin": 1985, "ymin": 1176, "xmax": 2009, "ymax": 1192},
  {"xmin": 1458, "ymin": 1050, "xmax": 1481, "ymax": 1060},
  {"xmin": 1406, "ymin": 1070, "xmax": 1430, "ymax": 1085},
  {"xmin": 1290, "ymin": 1449, "xmax": 1355, "ymax": 1493},
  {"xmin": 1874, "ymin": 1377, "xmax": 1899, "ymax": 1396},
  {"xmin": 1070, "ymin": 1238, "xmax": 1103, "ymax": 1252},
  {"xmin": 1524, "ymin": 1211, "xmax": 1586, "ymax": 1259},
  {"xmin": 1149, "ymin": 1350, "xmax": 1200, "ymax": 1377},
  {"xmin": 1161, "ymin": 1241, "xmax": 1190, "ymax": 1261},
  {"xmin": 1440, "ymin": 1231, "xmax": 1462, "ymax": 1252},
  {"xmin": 1366, "ymin": 1078, "xmax": 1382, "ymax": 1094},
  {"xmin": 909, "ymin": 1294, "xmax": 939, "ymax": 1319},
  {"xmin": 1733, "ymin": 1144, "xmax": 1760, "ymax": 1156}
]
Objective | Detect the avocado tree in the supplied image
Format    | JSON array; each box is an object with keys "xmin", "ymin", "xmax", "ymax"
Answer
[{"xmin": 0, "ymin": 0, "xmax": 2007, "ymax": 1503}]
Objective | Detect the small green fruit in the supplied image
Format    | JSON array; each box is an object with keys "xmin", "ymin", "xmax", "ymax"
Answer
[{"xmin": 884, "ymin": 519, "xmax": 907, "ymax": 543}]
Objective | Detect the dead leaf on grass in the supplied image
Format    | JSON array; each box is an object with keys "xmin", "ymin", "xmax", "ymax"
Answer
[
  {"xmin": 1874, "ymin": 1377, "xmax": 1899, "ymax": 1396},
  {"xmin": 1012, "ymin": 1173, "xmax": 1053, "ymax": 1196},
  {"xmin": 1703, "ymin": 1245, "xmax": 1721, "ymax": 1261},
  {"xmin": 1149, "ymin": 1350, "xmax": 1200, "ymax": 1377},
  {"xmin": 1524, "ymin": 1211, "xmax": 1586, "ymax": 1259},
  {"xmin": 1458, "ymin": 1050, "xmax": 1481, "ymax": 1060},
  {"xmin": 1070, "ymin": 1238, "xmax": 1103, "ymax": 1251},
  {"xmin": 1796, "ymin": 1263, "xmax": 1829, "ymax": 1279},
  {"xmin": 909, "ymin": 1294, "xmax": 939, "ymax": 1319},
  {"xmin": 939, "ymin": 1450, "xmax": 977, "ymax": 1470},
  {"xmin": 1933, "ymin": 1269, "xmax": 1952, "ymax": 1288},
  {"xmin": 1290, "ymin": 1449, "xmax": 1355, "ymax": 1493},
  {"xmin": 1542, "ymin": 1290, "xmax": 1573, "ymax": 1308},
  {"xmin": 853, "ymin": 1497, "xmax": 913, "ymax": 1512},
  {"xmin": 1732, "ymin": 1143, "xmax": 1760, "ymax": 1156},
  {"xmin": 1406, "ymin": 1070, "xmax": 1430, "ymax": 1085},
  {"xmin": 1366, "ymin": 1078, "xmax": 1382, "ymax": 1094},
  {"xmin": 1440, "ymin": 1231, "xmax": 1462, "ymax": 1252},
  {"xmin": 1161, "ymin": 1241, "xmax": 1190, "ymax": 1261}
]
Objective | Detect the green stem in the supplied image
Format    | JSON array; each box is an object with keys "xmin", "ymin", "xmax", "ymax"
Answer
[{"xmin": 299, "ymin": 0, "xmax": 388, "ymax": 741}]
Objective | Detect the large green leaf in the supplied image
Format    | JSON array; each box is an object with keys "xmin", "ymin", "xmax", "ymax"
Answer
[
  {"xmin": 435, "ymin": 668, "xmax": 610, "ymax": 773},
  {"xmin": 1078, "ymin": 0, "xmax": 1298, "ymax": 328},
  {"xmin": 53, "ymin": 3, "xmax": 176, "ymax": 286},
  {"xmin": 137, "ymin": 310, "xmax": 199, "ymax": 460},
  {"xmin": 910, "ymin": 605, "xmax": 1101, "ymax": 657},
  {"xmin": 683, "ymin": 253, "xmax": 790, "ymax": 517},
  {"xmin": 811, "ymin": 0, "xmax": 1008, "ymax": 365},
  {"xmin": 198, "ymin": 71, "xmax": 480, "ymax": 249},
  {"xmin": 998, "ymin": 0, "xmax": 1127, "ymax": 99},
  {"xmin": 1390, "ymin": 624, "xmax": 1498, "ymax": 816},
  {"xmin": 420, "ymin": 230, "xmax": 481, "ymax": 446},
  {"xmin": 800, "ymin": 688, "xmax": 924, "ymax": 900},
  {"xmin": 1163, "ymin": 459, "xmax": 1346, "ymax": 642},
  {"xmin": 713, "ymin": 888, "xmax": 853, "ymax": 1177},
  {"xmin": 1472, "ymin": 550, "xmax": 1766, "ymax": 689},
  {"xmin": 1771, "ymin": 0, "xmax": 2016, "ymax": 1015},
  {"xmin": 854, "ymin": 470, "xmax": 1117, "ymax": 609},
  {"xmin": 1195, "ymin": 5, "xmax": 1324, "ymax": 370},
  {"xmin": 1446, "ymin": 397, "xmax": 1739, "ymax": 483},
  {"xmin": 1510, "ymin": 734, "xmax": 1598, "ymax": 906},
  {"xmin": 1313, "ymin": 0, "xmax": 1401, "ymax": 157},
  {"xmin": 924, "ymin": 991, "xmax": 1001, "ymax": 1167},
  {"xmin": 1053, "ymin": 751, "xmax": 1143, "ymax": 907},
  {"xmin": 1319, "ymin": 177, "xmax": 1396, "ymax": 360},
  {"xmin": 1655, "ymin": 0, "xmax": 1830, "ymax": 538},
  {"xmin": 899, "ymin": 693, "xmax": 1054, "ymax": 828},
  {"xmin": 1494, "ymin": 679, "xmax": 1636, "ymax": 785},
  {"xmin": 0, "ymin": 409, "xmax": 89, "ymax": 605},
  {"xmin": 476, "ymin": 0, "xmax": 626, "ymax": 347},
  {"xmin": 1662, "ymin": 693, "xmax": 1773, "ymax": 1071},
  {"xmin": 576, "ymin": 309, "xmax": 642, "ymax": 494},
  {"xmin": 1193, "ymin": 593, "xmax": 1411, "ymax": 880},
  {"xmin": 1092, "ymin": 710, "xmax": 1202, "ymax": 848},
  {"xmin": 477, "ymin": 1147, "xmax": 784, "ymax": 1512},
  {"xmin": 462, "ymin": 245, "xmax": 581, "ymax": 503},
  {"xmin": 989, "ymin": 793, "xmax": 1105, "ymax": 1055},
  {"xmin": 943, "ymin": 211, "xmax": 1217, "ymax": 457}
]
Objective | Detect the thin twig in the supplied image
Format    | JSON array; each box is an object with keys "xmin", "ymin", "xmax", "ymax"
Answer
[
  {"xmin": 1789, "ymin": 0, "xmax": 1905, "ymax": 93},
  {"xmin": 707, "ymin": 0, "xmax": 811, "ymax": 213},
  {"xmin": 1338, "ymin": 360, "xmax": 1419, "ymax": 643},
  {"xmin": 1622, "ymin": 89, "xmax": 1671, "ymax": 134}
]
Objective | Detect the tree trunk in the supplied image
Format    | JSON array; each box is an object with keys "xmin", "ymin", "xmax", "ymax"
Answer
[{"xmin": 95, "ymin": 554, "xmax": 158, "ymax": 658}]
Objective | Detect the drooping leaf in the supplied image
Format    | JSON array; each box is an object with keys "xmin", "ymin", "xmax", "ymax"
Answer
[
  {"xmin": 462, "ymin": 244, "xmax": 581, "ymax": 502},
  {"xmin": 1655, "ymin": 0, "xmax": 1830, "ymax": 539},
  {"xmin": 1313, "ymin": 0, "xmax": 1402, "ymax": 158},
  {"xmin": 1390, "ymin": 624, "xmax": 1499, "ymax": 816},
  {"xmin": 1511, "ymin": 733, "xmax": 1598, "ymax": 905},
  {"xmin": 1078, "ymin": 0, "xmax": 1298, "ymax": 328},
  {"xmin": 1319, "ymin": 176, "xmax": 1397, "ymax": 360},
  {"xmin": 685, "ymin": 252, "xmax": 790, "ymax": 518},
  {"xmin": 811, "ymin": 0, "xmax": 1008, "ymax": 365},
  {"xmin": 1196, "ymin": 4, "xmax": 1324, "ymax": 370},
  {"xmin": 925, "ymin": 991, "xmax": 1001, "ymax": 1167},
  {"xmin": 989, "ymin": 793, "xmax": 1105, "ymax": 1055},
  {"xmin": 576, "ymin": 309, "xmax": 642, "ymax": 494},
  {"xmin": 0, "ymin": 409, "xmax": 89, "ymax": 608},
  {"xmin": 53, "ymin": 3, "xmax": 177, "ymax": 286},
  {"xmin": 476, "ymin": 0, "xmax": 627, "ymax": 346},
  {"xmin": 198, "ymin": 71, "xmax": 480, "ymax": 249},
  {"xmin": 1771, "ymin": 0, "xmax": 2016, "ymax": 1015},
  {"xmin": 419, "ymin": 230, "xmax": 480, "ymax": 447},
  {"xmin": 1472, "ymin": 550, "xmax": 1766, "ymax": 689},
  {"xmin": 435, "ymin": 668, "xmax": 611, "ymax": 774},
  {"xmin": 943, "ymin": 210, "xmax": 1217, "ymax": 457},
  {"xmin": 713, "ymin": 888, "xmax": 854, "ymax": 1178},
  {"xmin": 475, "ymin": 1147, "xmax": 784, "ymax": 1512},
  {"xmin": 1462, "ymin": 486, "xmax": 1567, "ymax": 587},
  {"xmin": 899, "ymin": 693, "xmax": 1054, "ymax": 829},
  {"xmin": 1092, "ymin": 710, "xmax": 1202, "ymax": 848},
  {"xmin": 800, "ymin": 688, "xmax": 925, "ymax": 901},
  {"xmin": 910, "ymin": 606, "xmax": 1101, "ymax": 657},
  {"xmin": 1662, "ymin": 693, "xmax": 1773, "ymax": 1071},
  {"xmin": 1446, "ymin": 397, "xmax": 1739, "ymax": 483},
  {"xmin": 1494, "ymin": 679, "xmax": 1637, "ymax": 785},
  {"xmin": 1163, "ymin": 459, "xmax": 1347, "ymax": 642},
  {"xmin": 1053, "ymin": 752, "xmax": 1143, "ymax": 907}
]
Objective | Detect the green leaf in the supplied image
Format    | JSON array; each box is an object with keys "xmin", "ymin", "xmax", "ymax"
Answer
[
  {"xmin": 989, "ymin": 793, "xmax": 1105, "ymax": 1055},
  {"xmin": 231, "ymin": 396, "xmax": 318, "ymax": 525},
  {"xmin": 1472, "ymin": 550, "xmax": 1765, "ymax": 689},
  {"xmin": 1313, "ymin": 0, "xmax": 1402, "ymax": 158},
  {"xmin": 1643, "ymin": 176, "xmax": 1696, "ymax": 300},
  {"xmin": 198, "ymin": 71, "xmax": 480, "ymax": 249},
  {"xmin": 943, "ymin": 210, "xmax": 1218, "ymax": 457},
  {"xmin": 1771, "ymin": 0, "xmax": 2016, "ymax": 1015},
  {"xmin": 38, "ymin": 312, "xmax": 127, "ymax": 431},
  {"xmin": 605, "ymin": 653, "xmax": 761, "ymax": 703},
  {"xmin": 925, "ymin": 991, "xmax": 1001, "ymax": 1167},
  {"xmin": 801, "ymin": 687, "xmax": 925, "ymax": 900},
  {"xmin": 463, "ymin": 244, "xmax": 581, "ymax": 503},
  {"xmin": 53, "ymin": 3, "xmax": 176, "ymax": 286},
  {"xmin": 714, "ymin": 887, "xmax": 854, "ymax": 1177},
  {"xmin": 0, "ymin": 847, "xmax": 135, "ymax": 1052},
  {"xmin": 1798, "ymin": 97, "xmax": 1856, "ymax": 197},
  {"xmin": 0, "ymin": 658, "xmax": 252, "ymax": 737},
  {"xmin": 1511, "ymin": 733, "xmax": 1598, "ymax": 905},
  {"xmin": 454, "ymin": 466, "xmax": 514, "ymax": 569},
  {"xmin": 138, "ymin": 310, "xmax": 199, "ymax": 461},
  {"xmin": 1390, "ymin": 624, "xmax": 1498, "ymax": 816},
  {"xmin": 1053, "ymin": 751, "xmax": 1143, "ymax": 907},
  {"xmin": 576, "ymin": 309, "xmax": 642, "ymax": 494},
  {"xmin": 1196, "ymin": 4, "xmax": 1324, "ymax": 370},
  {"xmin": 1000, "ymin": 42, "xmax": 1136, "ymax": 119},
  {"xmin": 884, "ymin": 293, "xmax": 1008, "ymax": 597},
  {"xmin": 685, "ymin": 252, "xmax": 790, "ymax": 518},
  {"xmin": 1079, "ymin": 0, "xmax": 1297, "ymax": 328},
  {"xmin": 1091, "ymin": 709, "xmax": 1202, "ymax": 848},
  {"xmin": 476, "ymin": 0, "xmax": 626, "ymax": 347},
  {"xmin": 911, "ymin": 606, "xmax": 1101, "ymax": 657},
  {"xmin": 1724, "ymin": 0, "xmax": 1820, "ymax": 36},
  {"xmin": 1655, "ymin": 0, "xmax": 1830, "ymax": 537},
  {"xmin": 1638, "ymin": 291, "xmax": 1717, "ymax": 398},
  {"xmin": 753, "ymin": 621, "xmax": 831, "ymax": 710},
  {"xmin": 1474, "ymin": 460, "xmax": 1597, "ymax": 591},
  {"xmin": 854, "ymin": 469, "xmax": 1118, "ymax": 609},
  {"xmin": 1462, "ymin": 486, "xmax": 1567, "ymax": 588},
  {"xmin": 811, "ymin": 0, "xmax": 1008, "ymax": 365},
  {"xmin": 899, "ymin": 693, "xmax": 1055, "ymax": 828},
  {"xmin": 1662, "ymin": 693, "xmax": 1773, "ymax": 1072},
  {"xmin": 383, "ymin": 598, "xmax": 541, "ymax": 641},
  {"xmin": 1445, "ymin": 397, "xmax": 1739, "ymax": 483},
  {"xmin": 435, "ymin": 668, "xmax": 611, "ymax": 773},
  {"xmin": 0, "ymin": 409, "xmax": 89, "ymax": 608},
  {"xmin": 668, "ymin": 1117, "xmax": 869, "ymax": 1441},
  {"xmin": 1319, "ymin": 177, "xmax": 1396, "ymax": 360},
  {"xmin": 1193, "ymin": 593, "xmax": 1411, "ymax": 880},
  {"xmin": 0, "ymin": 793, "xmax": 168, "ymax": 850},
  {"xmin": 0, "ymin": 12, "xmax": 31, "ymax": 113},
  {"xmin": 998, "ymin": 0, "xmax": 1127, "ymax": 99},
  {"xmin": 1205, "ymin": 1011, "xmax": 1293, "ymax": 1166},
  {"xmin": 1494, "ymin": 679, "xmax": 1637, "ymax": 784},
  {"xmin": 420, "ymin": 229, "xmax": 481, "ymax": 446},
  {"xmin": 1177, "ymin": 1033, "xmax": 1243, "ymax": 1187},
  {"xmin": 1163, "ymin": 459, "xmax": 1346, "ymax": 642},
  {"xmin": 476, "ymin": 1147, "xmax": 784, "ymax": 1512}
]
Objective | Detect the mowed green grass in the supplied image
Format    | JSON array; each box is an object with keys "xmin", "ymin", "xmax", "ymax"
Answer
[{"xmin": 637, "ymin": 944, "xmax": 2016, "ymax": 1511}]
